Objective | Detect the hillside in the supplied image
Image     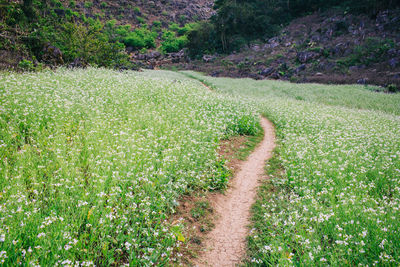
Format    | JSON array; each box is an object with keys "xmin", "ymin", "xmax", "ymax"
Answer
[
  {"xmin": 1, "ymin": 1, "xmax": 400, "ymax": 89},
  {"xmin": 171, "ymin": 9, "xmax": 400, "ymax": 89},
  {"xmin": 0, "ymin": 0, "xmax": 214, "ymax": 69}
]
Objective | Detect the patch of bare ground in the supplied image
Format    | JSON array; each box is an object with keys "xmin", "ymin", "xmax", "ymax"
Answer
[
  {"xmin": 170, "ymin": 131, "xmax": 265, "ymax": 266},
  {"xmin": 170, "ymin": 117, "xmax": 275, "ymax": 266},
  {"xmin": 191, "ymin": 117, "xmax": 275, "ymax": 267}
]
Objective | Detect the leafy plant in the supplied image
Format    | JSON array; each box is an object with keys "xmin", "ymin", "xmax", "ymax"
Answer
[{"xmin": 18, "ymin": 59, "xmax": 34, "ymax": 71}]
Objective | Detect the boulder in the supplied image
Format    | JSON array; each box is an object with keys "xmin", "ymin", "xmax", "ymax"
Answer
[
  {"xmin": 147, "ymin": 51, "xmax": 162, "ymax": 59},
  {"xmin": 202, "ymin": 54, "xmax": 216, "ymax": 63},
  {"xmin": 357, "ymin": 78, "xmax": 369, "ymax": 85},
  {"xmin": 295, "ymin": 64, "xmax": 306, "ymax": 74},
  {"xmin": 270, "ymin": 72, "xmax": 281, "ymax": 79},
  {"xmin": 260, "ymin": 67, "xmax": 274, "ymax": 76},
  {"xmin": 68, "ymin": 58, "xmax": 86, "ymax": 68},
  {"xmin": 42, "ymin": 43, "xmax": 64, "ymax": 65},
  {"xmin": 297, "ymin": 51, "xmax": 320, "ymax": 63},
  {"xmin": 389, "ymin": 58, "xmax": 399, "ymax": 68}
]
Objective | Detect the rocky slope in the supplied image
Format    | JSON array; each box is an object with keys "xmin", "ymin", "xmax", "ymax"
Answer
[
  {"xmin": 0, "ymin": 0, "xmax": 214, "ymax": 69},
  {"xmin": 72, "ymin": 0, "xmax": 214, "ymax": 25},
  {"xmin": 170, "ymin": 9, "xmax": 400, "ymax": 89}
]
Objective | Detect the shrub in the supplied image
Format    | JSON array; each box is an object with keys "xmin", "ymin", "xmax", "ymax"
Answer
[
  {"xmin": 186, "ymin": 22, "xmax": 219, "ymax": 57},
  {"xmin": 137, "ymin": 16, "xmax": 145, "ymax": 24},
  {"xmin": 160, "ymin": 30, "xmax": 188, "ymax": 53},
  {"xmin": 133, "ymin": 7, "xmax": 140, "ymax": 14},
  {"xmin": 387, "ymin": 84, "xmax": 398, "ymax": 93},
  {"xmin": 152, "ymin": 20, "xmax": 162, "ymax": 31},
  {"xmin": 84, "ymin": 1, "xmax": 93, "ymax": 8},
  {"xmin": 123, "ymin": 27, "xmax": 156, "ymax": 50},
  {"xmin": 18, "ymin": 59, "xmax": 34, "ymax": 71},
  {"xmin": 339, "ymin": 38, "xmax": 396, "ymax": 67}
]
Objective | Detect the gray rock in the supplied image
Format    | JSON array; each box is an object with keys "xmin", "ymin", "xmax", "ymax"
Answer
[
  {"xmin": 136, "ymin": 54, "xmax": 146, "ymax": 60},
  {"xmin": 357, "ymin": 78, "xmax": 369, "ymax": 85},
  {"xmin": 297, "ymin": 51, "xmax": 320, "ymax": 63},
  {"xmin": 388, "ymin": 49, "xmax": 397, "ymax": 56},
  {"xmin": 202, "ymin": 54, "xmax": 216, "ymax": 63},
  {"xmin": 260, "ymin": 67, "xmax": 274, "ymax": 76},
  {"xmin": 349, "ymin": 66, "xmax": 358, "ymax": 72},
  {"xmin": 389, "ymin": 58, "xmax": 399, "ymax": 68},
  {"xmin": 54, "ymin": 9, "xmax": 65, "ymax": 16},
  {"xmin": 295, "ymin": 64, "xmax": 306, "ymax": 74},
  {"xmin": 42, "ymin": 43, "xmax": 64, "ymax": 65},
  {"xmin": 147, "ymin": 51, "xmax": 162, "ymax": 59},
  {"xmin": 270, "ymin": 72, "xmax": 281, "ymax": 79},
  {"xmin": 126, "ymin": 46, "xmax": 134, "ymax": 53},
  {"xmin": 69, "ymin": 58, "xmax": 86, "ymax": 68}
]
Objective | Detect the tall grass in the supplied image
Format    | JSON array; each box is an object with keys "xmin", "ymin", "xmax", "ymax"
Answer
[
  {"xmin": 0, "ymin": 68, "xmax": 259, "ymax": 265},
  {"xmin": 181, "ymin": 71, "xmax": 400, "ymax": 116},
  {"xmin": 186, "ymin": 71, "xmax": 400, "ymax": 265}
]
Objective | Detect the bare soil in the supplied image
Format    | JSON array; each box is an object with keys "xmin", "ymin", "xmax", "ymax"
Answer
[{"xmin": 193, "ymin": 117, "xmax": 276, "ymax": 266}]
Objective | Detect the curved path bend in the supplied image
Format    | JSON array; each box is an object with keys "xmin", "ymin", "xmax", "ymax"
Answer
[{"xmin": 194, "ymin": 117, "xmax": 276, "ymax": 266}]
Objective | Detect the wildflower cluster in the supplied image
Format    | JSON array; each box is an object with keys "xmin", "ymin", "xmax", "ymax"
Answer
[
  {"xmin": 0, "ymin": 68, "xmax": 258, "ymax": 265},
  {"xmin": 186, "ymin": 71, "xmax": 400, "ymax": 266},
  {"xmin": 249, "ymin": 98, "xmax": 400, "ymax": 265}
]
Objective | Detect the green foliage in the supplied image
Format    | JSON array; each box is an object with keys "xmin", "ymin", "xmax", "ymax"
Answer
[
  {"xmin": 186, "ymin": 22, "xmax": 219, "ymax": 57},
  {"xmin": 123, "ymin": 27, "xmax": 156, "ymax": 50},
  {"xmin": 160, "ymin": 30, "xmax": 187, "ymax": 53},
  {"xmin": 186, "ymin": 71, "xmax": 400, "ymax": 266},
  {"xmin": 133, "ymin": 6, "xmax": 140, "ymax": 14},
  {"xmin": 100, "ymin": 2, "xmax": 108, "ymax": 8},
  {"xmin": 387, "ymin": 84, "xmax": 398, "ymax": 93},
  {"xmin": 69, "ymin": 0, "xmax": 76, "ymax": 8},
  {"xmin": 339, "ymin": 38, "xmax": 396, "ymax": 67},
  {"xmin": 208, "ymin": 159, "xmax": 231, "ymax": 190},
  {"xmin": 196, "ymin": 0, "xmax": 400, "ymax": 54},
  {"xmin": 152, "ymin": 20, "xmax": 162, "ymax": 31},
  {"xmin": 191, "ymin": 201, "xmax": 211, "ymax": 220},
  {"xmin": 0, "ymin": 68, "xmax": 259, "ymax": 265},
  {"xmin": 84, "ymin": 1, "xmax": 93, "ymax": 8},
  {"xmin": 136, "ymin": 16, "xmax": 145, "ymax": 24},
  {"xmin": 18, "ymin": 59, "xmax": 34, "ymax": 71}
]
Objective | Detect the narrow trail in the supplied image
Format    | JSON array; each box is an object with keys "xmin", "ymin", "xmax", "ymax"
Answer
[{"xmin": 194, "ymin": 117, "xmax": 276, "ymax": 267}]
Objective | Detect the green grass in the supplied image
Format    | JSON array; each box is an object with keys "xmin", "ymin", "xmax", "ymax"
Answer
[
  {"xmin": 0, "ymin": 68, "xmax": 260, "ymax": 265},
  {"xmin": 1, "ymin": 68, "xmax": 399, "ymax": 265},
  {"xmin": 184, "ymin": 71, "xmax": 400, "ymax": 266},
  {"xmin": 235, "ymin": 129, "xmax": 264, "ymax": 161},
  {"xmin": 181, "ymin": 71, "xmax": 400, "ymax": 116}
]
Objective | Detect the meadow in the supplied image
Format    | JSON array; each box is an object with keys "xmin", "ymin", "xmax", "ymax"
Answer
[
  {"xmin": 1, "ymin": 67, "xmax": 399, "ymax": 266},
  {"xmin": 0, "ymin": 68, "xmax": 259, "ymax": 265},
  {"xmin": 184, "ymin": 71, "xmax": 400, "ymax": 265}
]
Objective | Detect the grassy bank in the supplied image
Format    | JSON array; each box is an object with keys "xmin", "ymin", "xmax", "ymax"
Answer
[
  {"xmin": 185, "ymin": 71, "xmax": 400, "ymax": 265},
  {"xmin": 0, "ymin": 68, "xmax": 260, "ymax": 265}
]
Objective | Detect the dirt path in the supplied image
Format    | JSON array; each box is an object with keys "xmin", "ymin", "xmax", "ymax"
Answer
[{"xmin": 193, "ymin": 117, "xmax": 276, "ymax": 266}]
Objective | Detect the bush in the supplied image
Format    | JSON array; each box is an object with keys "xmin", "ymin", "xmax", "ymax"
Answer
[
  {"xmin": 18, "ymin": 59, "xmax": 34, "ymax": 71},
  {"xmin": 84, "ymin": 1, "xmax": 93, "ymax": 8},
  {"xmin": 387, "ymin": 84, "xmax": 398, "ymax": 93},
  {"xmin": 339, "ymin": 38, "xmax": 396, "ymax": 67},
  {"xmin": 123, "ymin": 27, "xmax": 156, "ymax": 50},
  {"xmin": 160, "ymin": 30, "xmax": 188, "ymax": 53},
  {"xmin": 186, "ymin": 22, "xmax": 219, "ymax": 57}
]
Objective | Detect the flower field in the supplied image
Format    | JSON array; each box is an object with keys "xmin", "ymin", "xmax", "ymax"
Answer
[
  {"xmin": 0, "ymin": 68, "xmax": 259, "ymax": 265},
  {"xmin": 184, "ymin": 71, "xmax": 400, "ymax": 266}
]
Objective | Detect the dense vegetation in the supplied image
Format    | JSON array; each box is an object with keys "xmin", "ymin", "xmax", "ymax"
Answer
[
  {"xmin": 0, "ymin": 68, "xmax": 259, "ymax": 265},
  {"xmin": 181, "ymin": 71, "xmax": 400, "ymax": 266},
  {"xmin": 187, "ymin": 0, "xmax": 400, "ymax": 54},
  {"xmin": 0, "ymin": 0, "xmax": 195, "ymax": 69}
]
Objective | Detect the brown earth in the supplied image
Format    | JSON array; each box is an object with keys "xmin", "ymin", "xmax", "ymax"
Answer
[{"xmin": 193, "ymin": 117, "xmax": 276, "ymax": 266}]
